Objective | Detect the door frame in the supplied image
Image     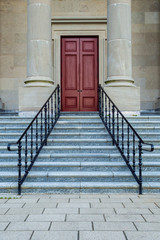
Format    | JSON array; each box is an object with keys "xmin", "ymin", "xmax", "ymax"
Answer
[{"xmin": 60, "ymin": 36, "xmax": 99, "ymax": 111}]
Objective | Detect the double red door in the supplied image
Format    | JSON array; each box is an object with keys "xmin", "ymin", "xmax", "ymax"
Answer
[{"xmin": 61, "ymin": 37, "xmax": 98, "ymax": 111}]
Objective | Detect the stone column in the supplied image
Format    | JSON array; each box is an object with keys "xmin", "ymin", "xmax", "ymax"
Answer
[
  {"xmin": 25, "ymin": 0, "xmax": 53, "ymax": 86},
  {"xmin": 106, "ymin": 0, "xmax": 134, "ymax": 86}
]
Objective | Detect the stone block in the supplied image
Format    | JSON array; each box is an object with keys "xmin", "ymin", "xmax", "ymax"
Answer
[
  {"xmin": 125, "ymin": 231, "xmax": 160, "ymax": 240},
  {"xmin": 104, "ymin": 214, "xmax": 144, "ymax": 222},
  {"xmin": 32, "ymin": 231, "xmax": 77, "ymax": 240},
  {"xmin": 44, "ymin": 208, "xmax": 78, "ymax": 214},
  {"xmin": 50, "ymin": 222, "xmax": 92, "ymax": 230},
  {"xmin": 135, "ymin": 222, "xmax": 160, "ymax": 231},
  {"xmin": 79, "ymin": 231, "xmax": 126, "ymax": 240},
  {"xmin": 7, "ymin": 221, "xmax": 50, "ymax": 231},
  {"xmin": 104, "ymin": 86, "xmax": 140, "ymax": 111},
  {"xmin": 27, "ymin": 214, "xmax": 65, "ymax": 222},
  {"xmin": 80, "ymin": 208, "xmax": 115, "ymax": 215},
  {"xmin": 0, "ymin": 222, "xmax": 9, "ymax": 230},
  {"xmin": 94, "ymin": 222, "xmax": 136, "ymax": 231},
  {"xmin": 66, "ymin": 214, "xmax": 104, "ymax": 222},
  {"xmin": 0, "ymin": 231, "xmax": 33, "ymax": 240}
]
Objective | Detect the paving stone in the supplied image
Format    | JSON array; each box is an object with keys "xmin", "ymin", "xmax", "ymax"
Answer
[
  {"xmin": 44, "ymin": 208, "xmax": 78, "ymax": 214},
  {"xmin": 27, "ymin": 214, "xmax": 65, "ymax": 222},
  {"xmin": 91, "ymin": 203, "xmax": 123, "ymax": 208},
  {"xmin": 7, "ymin": 221, "xmax": 50, "ymax": 231},
  {"xmin": 79, "ymin": 231, "xmax": 126, "ymax": 240},
  {"xmin": 143, "ymin": 214, "xmax": 160, "ymax": 222},
  {"xmin": 109, "ymin": 194, "xmax": 139, "ymax": 199},
  {"xmin": 104, "ymin": 214, "xmax": 145, "ymax": 222},
  {"xmin": 0, "ymin": 204, "xmax": 24, "ymax": 208},
  {"xmin": 0, "ymin": 222, "xmax": 9, "ymax": 230},
  {"xmin": 115, "ymin": 208, "xmax": 152, "ymax": 215},
  {"xmin": 21, "ymin": 195, "xmax": 50, "ymax": 199},
  {"xmin": 125, "ymin": 231, "xmax": 160, "ymax": 240},
  {"xmin": 50, "ymin": 221, "xmax": 92, "ymax": 230},
  {"xmin": 67, "ymin": 214, "xmax": 104, "ymax": 222},
  {"xmin": 131, "ymin": 198, "xmax": 160, "ymax": 203},
  {"xmin": 94, "ymin": 222, "xmax": 136, "ymax": 231},
  {"xmin": 149, "ymin": 208, "xmax": 160, "ymax": 214},
  {"xmin": 0, "ymin": 231, "xmax": 33, "ymax": 240},
  {"xmin": 0, "ymin": 208, "xmax": 9, "ymax": 215},
  {"xmin": 0, "ymin": 199, "xmax": 8, "ymax": 203},
  {"xmin": 24, "ymin": 203, "xmax": 57, "ymax": 208},
  {"xmin": 58, "ymin": 203, "xmax": 90, "ymax": 208},
  {"xmin": 0, "ymin": 215, "xmax": 27, "ymax": 222},
  {"xmin": 6, "ymin": 208, "xmax": 44, "ymax": 215},
  {"xmin": 80, "ymin": 208, "xmax": 115, "ymax": 215},
  {"xmin": 38, "ymin": 198, "xmax": 69, "ymax": 203},
  {"xmin": 70, "ymin": 199, "xmax": 100, "ymax": 203},
  {"xmin": 7, "ymin": 199, "xmax": 38, "ymax": 203},
  {"xmin": 50, "ymin": 195, "xmax": 79, "ymax": 199},
  {"xmin": 100, "ymin": 198, "xmax": 132, "ymax": 203},
  {"xmin": 32, "ymin": 231, "xmax": 77, "ymax": 240},
  {"xmin": 135, "ymin": 222, "xmax": 160, "ymax": 231},
  {"xmin": 123, "ymin": 203, "xmax": 158, "ymax": 208},
  {"xmin": 80, "ymin": 194, "xmax": 109, "ymax": 199}
]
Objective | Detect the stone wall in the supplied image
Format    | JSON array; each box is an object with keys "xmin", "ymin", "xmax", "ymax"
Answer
[
  {"xmin": 132, "ymin": 0, "xmax": 160, "ymax": 110},
  {"xmin": 0, "ymin": 0, "xmax": 27, "ymax": 110}
]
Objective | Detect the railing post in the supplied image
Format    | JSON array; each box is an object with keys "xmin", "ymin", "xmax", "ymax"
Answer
[
  {"xmin": 55, "ymin": 89, "xmax": 57, "ymax": 121},
  {"xmin": 57, "ymin": 84, "xmax": 60, "ymax": 117},
  {"xmin": 98, "ymin": 85, "xmax": 101, "ymax": 118},
  {"xmin": 18, "ymin": 141, "xmax": 22, "ymax": 195},
  {"xmin": 112, "ymin": 105, "xmax": 115, "ymax": 145},
  {"xmin": 139, "ymin": 140, "xmax": 143, "ymax": 194},
  {"xmin": 44, "ymin": 104, "xmax": 47, "ymax": 145}
]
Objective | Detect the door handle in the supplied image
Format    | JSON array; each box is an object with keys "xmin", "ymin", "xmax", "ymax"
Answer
[{"xmin": 77, "ymin": 90, "xmax": 82, "ymax": 92}]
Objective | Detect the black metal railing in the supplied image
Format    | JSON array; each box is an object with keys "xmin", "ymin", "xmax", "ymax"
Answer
[
  {"xmin": 99, "ymin": 85, "xmax": 154, "ymax": 194},
  {"xmin": 7, "ymin": 84, "xmax": 60, "ymax": 195}
]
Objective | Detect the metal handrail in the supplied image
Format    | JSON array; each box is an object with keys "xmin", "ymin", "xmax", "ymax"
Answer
[
  {"xmin": 99, "ymin": 84, "xmax": 154, "ymax": 194},
  {"xmin": 7, "ymin": 84, "xmax": 60, "ymax": 195}
]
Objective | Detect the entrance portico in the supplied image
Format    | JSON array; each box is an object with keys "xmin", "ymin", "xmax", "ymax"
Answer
[{"xmin": 19, "ymin": 0, "xmax": 140, "ymax": 113}]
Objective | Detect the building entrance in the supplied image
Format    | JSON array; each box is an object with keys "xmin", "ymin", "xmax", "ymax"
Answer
[{"xmin": 61, "ymin": 37, "xmax": 98, "ymax": 111}]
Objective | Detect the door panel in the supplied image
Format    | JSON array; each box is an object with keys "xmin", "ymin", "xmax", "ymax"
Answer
[
  {"xmin": 61, "ymin": 38, "xmax": 80, "ymax": 111},
  {"xmin": 61, "ymin": 37, "xmax": 98, "ymax": 111},
  {"xmin": 80, "ymin": 38, "xmax": 98, "ymax": 111}
]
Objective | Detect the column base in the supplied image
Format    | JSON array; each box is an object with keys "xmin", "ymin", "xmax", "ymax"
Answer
[
  {"xmin": 19, "ymin": 86, "xmax": 55, "ymax": 112},
  {"xmin": 104, "ymin": 85, "xmax": 140, "ymax": 111},
  {"xmin": 106, "ymin": 76, "xmax": 134, "ymax": 87},
  {"xmin": 25, "ymin": 76, "xmax": 54, "ymax": 87}
]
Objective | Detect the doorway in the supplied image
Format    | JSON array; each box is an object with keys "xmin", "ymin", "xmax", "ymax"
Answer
[{"xmin": 61, "ymin": 37, "xmax": 98, "ymax": 111}]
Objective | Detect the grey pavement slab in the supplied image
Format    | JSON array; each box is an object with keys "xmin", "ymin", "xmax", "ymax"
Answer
[
  {"xmin": 100, "ymin": 198, "xmax": 132, "ymax": 203},
  {"xmin": 143, "ymin": 214, "xmax": 160, "ymax": 222},
  {"xmin": 0, "ymin": 215, "xmax": 27, "ymax": 222},
  {"xmin": 135, "ymin": 222, "xmax": 160, "ymax": 231},
  {"xmin": 115, "ymin": 208, "xmax": 152, "ymax": 215},
  {"xmin": 123, "ymin": 202, "xmax": 158, "ymax": 208},
  {"xmin": 6, "ymin": 208, "xmax": 44, "ymax": 215},
  {"xmin": 67, "ymin": 214, "xmax": 105, "ymax": 222},
  {"xmin": 0, "ymin": 222, "xmax": 9, "ymax": 230},
  {"xmin": 104, "ymin": 214, "xmax": 145, "ymax": 222},
  {"xmin": 58, "ymin": 203, "xmax": 90, "ymax": 208},
  {"xmin": 125, "ymin": 231, "xmax": 160, "ymax": 240},
  {"xmin": 0, "ymin": 199, "xmax": 8, "ymax": 203},
  {"xmin": 70, "ymin": 199, "xmax": 100, "ymax": 203},
  {"xmin": 24, "ymin": 203, "xmax": 57, "ymax": 208},
  {"xmin": 50, "ymin": 221, "xmax": 92, "ymax": 230},
  {"xmin": 7, "ymin": 199, "xmax": 38, "ymax": 203},
  {"xmin": 108, "ymin": 194, "xmax": 139, "ymax": 199},
  {"xmin": 44, "ymin": 208, "xmax": 78, "ymax": 214},
  {"xmin": 0, "ymin": 231, "xmax": 33, "ymax": 240},
  {"xmin": 31, "ymin": 231, "xmax": 77, "ymax": 240},
  {"xmin": 0, "ymin": 208, "xmax": 9, "ymax": 215},
  {"xmin": 38, "ymin": 198, "xmax": 69, "ymax": 203},
  {"xmin": 27, "ymin": 214, "xmax": 65, "ymax": 222},
  {"xmin": 80, "ymin": 208, "xmax": 115, "ymax": 215},
  {"xmin": 80, "ymin": 194, "xmax": 109, "ymax": 199},
  {"xmin": 0, "ymin": 203, "xmax": 24, "ymax": 208},
  {"xmin": 94, "ymin": 222, "xmax": 136, "ymax": 231},
  {"xmin": 149, "ymin": 208, "xmax": 160, "ymax": 214},
  {"xmin": 91, "ymin": 203, "xmax": 124, "ymax": 208},
  {"xmin": 7, "ymin": 221, "xmax": 50, "ymax": 231},
  {"xmin": 50, "ymin": 194, "xmax": 79, "ymax": 199},
  {"xmin": 79, "ymin": 231, "xmax": 126, "ymax": 240}
]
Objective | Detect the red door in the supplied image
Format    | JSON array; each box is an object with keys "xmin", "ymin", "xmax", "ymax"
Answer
[{"xmin": 61, "ymin": 37, "xmax": 98, "ymax": 111}]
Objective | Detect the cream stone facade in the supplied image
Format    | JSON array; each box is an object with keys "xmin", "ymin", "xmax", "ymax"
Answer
[{"xmin": 0, "ymin": 0, "xmax": 160, "ymax": 112}]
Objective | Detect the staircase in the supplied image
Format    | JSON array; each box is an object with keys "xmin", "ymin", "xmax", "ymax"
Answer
[{"xmin": 0, "ymin": 112, "xmax": 160, "ymax": 194}]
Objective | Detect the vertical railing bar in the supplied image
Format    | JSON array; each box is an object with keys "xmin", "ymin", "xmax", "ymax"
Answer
[
  {"xmin": 18, "ymin": 141, "xmax": 22, "ymax": 195},
  {"xmin": 127, "ymin": 125, "xmax": 130, "ymax": 163},
  {"xmin": 31, "ymin": 125, "xmax": 33, "ymax": 163},
  {"xmin": 36, "ymin": 118, "xmax": 38, "ymax": 154},
  {"xmin": 25, "ymin": 133, "xmax": 28, "ymax": 171},
  {"xmin": 105, "ymin": 95, "xmax": 107, "ymax": 126},
  {"xmin": 117, "ymin": 111, "xmax": 119, "ymax": 146},
  {"xmin": 112, "ymin": 105, "xmax": 115, "ymax": 145},
  {"xmin": 45, "ymin": 104, "xmax": 47, "ymax": 145},
  {"xmin": 139, "ymin": 140, "xmax": 142, "ymax": 194},
  {"xmin": 133, "ymin": 133, "xmax": 135, "ymax": 172}
]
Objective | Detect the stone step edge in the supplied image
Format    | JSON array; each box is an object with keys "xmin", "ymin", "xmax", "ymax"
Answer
[
  {"xmin": 1, "ymin": 171, "xmax": 160, "ymax": 178},
  {"xmin": 0, "ymin": 161, "xmax": 159, "ymax": 167}
]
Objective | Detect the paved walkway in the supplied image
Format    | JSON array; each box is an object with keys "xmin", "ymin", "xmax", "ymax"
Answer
[{"xmin": 0, "ymin": 193, "xmax": 160, "ymax": 240}]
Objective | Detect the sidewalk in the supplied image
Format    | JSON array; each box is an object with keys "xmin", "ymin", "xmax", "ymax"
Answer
[{"xmin": 0, "ymin": 193, "xmax": 160, "ymax": 240}]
